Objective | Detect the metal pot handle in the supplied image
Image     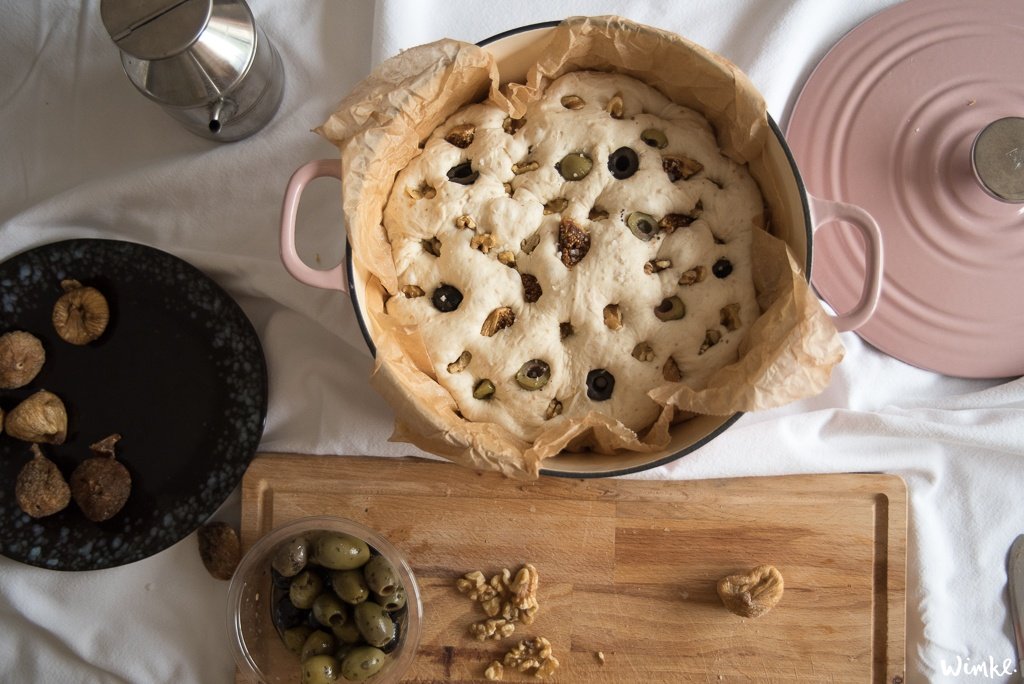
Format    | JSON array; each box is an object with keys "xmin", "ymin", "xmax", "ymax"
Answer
[
  {"xmin": 280, "ymin": 159, "xmax": 348, "ymax": 293},
  {"xmin": 807, "ymin": 194, "xmax": 884, "ymax": 332}
]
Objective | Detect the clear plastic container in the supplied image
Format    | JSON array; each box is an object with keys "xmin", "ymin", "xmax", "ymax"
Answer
[{"xmin": 227, "ymin": 516, "xmax": 422, "ymax": 683}]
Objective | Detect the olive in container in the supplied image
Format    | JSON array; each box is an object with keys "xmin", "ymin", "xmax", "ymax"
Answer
[{"xmin": 228, "ymin": 516, "xmax": 422, "ymax": 683}]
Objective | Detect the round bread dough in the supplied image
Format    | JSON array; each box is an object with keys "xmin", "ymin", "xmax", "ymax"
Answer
[{"xmin": 383, "ymin": 71, "xmax": 763, "ymax": 442}]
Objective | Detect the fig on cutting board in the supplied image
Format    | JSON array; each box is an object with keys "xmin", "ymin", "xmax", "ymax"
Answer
[{"xmin": 717, "ymin": 564, "xmax": 784, "ymax": 618}]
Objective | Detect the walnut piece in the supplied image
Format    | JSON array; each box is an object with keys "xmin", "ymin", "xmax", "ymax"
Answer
[
  {"xmin": 503, "ymin": 116, "xmax": 525, "ymax": 135},
  {"xmin": 720, "ymin": 303, "xmax": 742, "ymax": 331},
  {"xmin": 401, "ymin": 284, "xmax": 425, "ymax": 298},
  {"xmin": 717, "ymin": 564, "xmax": 784, "ymax": 618},
  {"xmin": 454, "ymin": 214, "xmax": 477, "ymax": 230},
  {"xmin": 470, "ymin": 233, "xmax": 496, "ymax": 254},
  {"xmin": 560, "ymin": 94, "xmax": 585, "ymax": 110},
  {"xmin": 659, "ymin": 213, "xmax": 697, "ymax": 233},
  {"xmin": 632, "ymin": 342, "xmax": 655, "ymax": 362},
  {"xmin": 662, "ymin": 356, "xmax": 682, "ymax": 382},
  {"xmin": 699, "ymin": 329, "xmax": 722, "ymax": 355},
  {"xmin": 481, "ymin": 307, "xmax": 516, "ymax": 337},
  {"xmin": 663, "ymin": 155, "xmax": 704, "ymax": 182},
  {"xmin": 447, "ymin": 351, "xmax": 472, "ymax": 374},
  {"xmin": 502, "ymin": 637, "xmax": 560, "ymax": 679},
  {"xmin": 606, "ymin": 93, "xmax": 624, "ymax": 119},
  {"xmin": 678, "ymin": 265, "xmax": 707, "ymax": 286},
  {"xmin": 497, "ymin": 251, "xmax": 517, "ymax": 268},
  {"xmin": 603, "ymin": 304, "xmax": 623, "ymax": 330},
  {"xmin": 456, "ymin": 564, "xmax": 540, "ymax": 640},
  {"xmin": 445, "ymin": 123, "xmax": 475, "ymax": 148},
  {"xmin": 644, "ymin": 258, "xmax": 672, "ymax": 275},
  {"xmin": 512, "ymin": 160, "xmax": 539, "ymax": 175},
  {"xmin": 406, "ymin": 182, "xmax": 436, "ymax": 200},
  {"xmin": 484, "ymin": 661, "xmax": 504, "ymax": 681}
]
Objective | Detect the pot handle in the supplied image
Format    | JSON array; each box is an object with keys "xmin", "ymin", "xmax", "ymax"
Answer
[
  {"xmin": 280, "ymin": 159, "xmax": 348, "ymax": 293},
  {"xmin": 807, "ymin": 194, "xmax": 884, "ymax": 332}
]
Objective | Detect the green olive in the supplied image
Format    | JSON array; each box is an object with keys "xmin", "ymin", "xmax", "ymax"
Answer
[
  {"xmin": 473, "ymin": 379, "xmax": 495, "ymax": 400},
  {"xmin": 556, "ymin": 152, "xmax": 593, "ymax": 181},
  {"xmin": 301, "ymin": 629, "xmax": 337, "ymax": 662},
  {"xmin": 363, "ymin": 555, "xmax": 400, "ymax": 597},
  {"xmin": 331, "ymin": 618, "xmax": 362, "ymax": 645},
  {"xmin": 353, "ymin": 602, "xmax": 396, "ymax": 648},
  {"xmin": 272, "ymin": 535, "xmax": 309, "ymax": 577},
  {"xmin": 340, "ymin": 646, "xmax": 388, "ymax": 682},
  {"xmin": 640, "ymin": 128, "xmax": 668, "ymax": 149},
  {"xmin": 290, "ymin": 569, "xmax": 325, "ymax": 610},
  {"xmin": 315, "ymin": 534, "xmax": 370, "ymax": 570},
  {"xmin": 302, "ymin": 654, "xmax": 341, "ymax": 684},
  {"xmin": 515, "ymin": 359, "xmax": 550, "ymax": 390},
  {"xmin": 626, "ymin": 212, "xmax": 658, "ymax": 241},
  {"xmin": 283, "ymin": 625, "xmax": 314, "ymax": 656},
  {"xmin": 379, "ymin": 585, "xmax": 407, "ymax": 612},
  {"xmin": 654, "ymin": 296, "xmax": 686, "ymax": 321},
  {"xmin": 331, "ymin": 569, "xmax": 370, "ymax": 605},
  {"xmin": 313, "ymin": 592, "xmax": 348, "ymax": 628}
]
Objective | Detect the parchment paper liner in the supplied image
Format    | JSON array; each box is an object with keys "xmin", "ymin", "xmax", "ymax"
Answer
[{"xmin": 317, "ymin": 16, "xmax": 844, "ymax": 478}]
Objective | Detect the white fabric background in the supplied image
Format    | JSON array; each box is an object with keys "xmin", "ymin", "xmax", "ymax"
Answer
[{"xmin": 1, "ymin": 1, "xmax": 1021, "ymax": 682}]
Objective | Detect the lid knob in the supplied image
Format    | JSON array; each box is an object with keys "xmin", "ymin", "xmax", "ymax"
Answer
[
  {"xmin": 100, "ymin": 0, "xmax": 213, "ymax": 61},
  {"xmin": 971, "ymin": 117, "xmax": 1024, "ymax": 203}
]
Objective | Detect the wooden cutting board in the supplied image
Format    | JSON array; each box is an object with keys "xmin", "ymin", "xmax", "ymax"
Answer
[{"xmin": 240, "ymin": 454, "xmax": 906, "ymax": 683}]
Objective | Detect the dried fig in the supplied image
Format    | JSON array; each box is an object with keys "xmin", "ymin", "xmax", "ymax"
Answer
[
  {"xmin": 5, "ymin": 390, "xmax": 67, "ymax": 444},
  {"xmin": 0, "ymin": 331, "xmax": 45, "ymax": 389},
  {"xmin": 52, "ymin": 279, "xmax": 109, "ymax": 345},
  {"xmin": 15, "ymin": 444, "xmax": 71, "ymax": 518},
  {"xmin": 70, "ymin": 433, "xmax": 131, "ymax": 522},
  {"xmin": 557, "ymin": 218, "xmax": 590, "ymax": 269},
  {"xmin": 717, "ymin": 564, "xmax": 784, "ymax": 618},
  {"xmin": 198, "ymin": 521, "xmax": 241, "ymax": 580}
]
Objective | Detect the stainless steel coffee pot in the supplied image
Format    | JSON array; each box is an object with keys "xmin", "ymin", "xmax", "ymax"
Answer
[{"xmin": 100, "ymin": 0, "xmax": 284, "ymax": 141}]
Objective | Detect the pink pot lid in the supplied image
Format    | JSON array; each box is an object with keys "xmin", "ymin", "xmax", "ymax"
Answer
[{"xmin": 786, "ymin": 0, "xmax": 1024, "ymax": 379}]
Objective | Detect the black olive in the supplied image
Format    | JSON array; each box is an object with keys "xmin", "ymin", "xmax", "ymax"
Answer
[
  {"xmin": 447, "ymin": 161, "xmax": 479, "ymax": 185},
  {"xmin": 272, "ymin": 568, "xmax": 293, "ymax": 590},
  {"xmin": 380, "ymin": 616, "xmax": 402, "ymax": 654},
  {"xmin": 431, "ymin": 284, "xmax": 463, "ymax": 312},
  {"xmin": 273, "ymin": 589, "xmax": 309, "ymax": 632},
  {"xmin": 586, "ymin": 369, "xmax": 615, "ymax": 401},
  {"xmin": 607, "ymin": 147, "xmax": 639, "ymax": 180},
  {"xmin": 712, "ymin": 258, "xmax": 733, "ymax": 279}
]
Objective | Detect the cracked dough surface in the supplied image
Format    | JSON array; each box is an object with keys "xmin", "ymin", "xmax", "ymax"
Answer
[{"xmin": 383, "ymin": 71, "xmax": 763, "ymax": 442}]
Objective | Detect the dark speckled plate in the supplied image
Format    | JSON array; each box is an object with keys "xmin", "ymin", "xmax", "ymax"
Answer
[{"xmin": 0, "ymin": 239, "xmax": 267, "ymax": 571}]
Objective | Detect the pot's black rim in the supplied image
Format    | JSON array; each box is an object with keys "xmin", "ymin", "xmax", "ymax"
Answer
[{"xmin": 344, "ymin": 20, "xmax": 814, "ymax": 478}]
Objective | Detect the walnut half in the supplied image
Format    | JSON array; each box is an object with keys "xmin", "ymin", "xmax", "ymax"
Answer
[{"xmin": 717, "ymin": 564, "xmax": 784, "ymax": 618}]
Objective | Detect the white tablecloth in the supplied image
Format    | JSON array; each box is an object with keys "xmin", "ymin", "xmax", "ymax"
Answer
[{"xmin": 2, "ymin": 1, "xmax": 1022, "ymax": 682}]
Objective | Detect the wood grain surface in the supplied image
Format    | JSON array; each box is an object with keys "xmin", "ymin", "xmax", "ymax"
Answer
[{"xmin": 240, "ymin": 454, "xmax": 906, "ymax": 683}]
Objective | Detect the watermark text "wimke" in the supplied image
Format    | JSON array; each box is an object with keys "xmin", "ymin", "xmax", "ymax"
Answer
[{"xmin": 939, "ymin": 655, "xmax": 1016, "ymax": 679}]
